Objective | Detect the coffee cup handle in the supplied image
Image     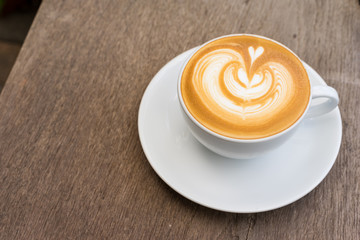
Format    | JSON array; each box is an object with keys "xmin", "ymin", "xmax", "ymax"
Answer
[{"xmin": 305, "ymin": 85, "xmax": 339, "ymax": 118}]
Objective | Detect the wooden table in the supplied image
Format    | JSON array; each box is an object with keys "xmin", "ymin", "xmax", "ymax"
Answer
[{"xmin": 1, "ymin": 0, "xmax": 359, "ymax": 239}]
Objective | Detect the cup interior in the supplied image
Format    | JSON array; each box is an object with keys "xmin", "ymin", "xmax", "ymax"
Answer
[{"xmin": 178, "ymin": 34, "xmax": 312, "ymax": 143}]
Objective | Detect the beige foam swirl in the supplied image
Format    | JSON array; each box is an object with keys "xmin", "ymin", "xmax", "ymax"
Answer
[{"xmin": 191, "ymin": 47, "xmax": 294, "ymax": 120}]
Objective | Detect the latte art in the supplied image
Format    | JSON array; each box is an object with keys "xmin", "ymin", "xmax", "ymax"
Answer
[
  {"xmin": 181, "ymin": 36, "xmax": 310, "ymax": 139},
  {"xmin": 195, "ymin": 46, "xmax": 293, "ymax": 120}
]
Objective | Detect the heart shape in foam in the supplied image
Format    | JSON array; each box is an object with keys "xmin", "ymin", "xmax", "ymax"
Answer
[
  {"xmin": 237, "ymin": 46, "xmax": 265, "ymax": 89},
  {"xmin": 249, "ymin": 46, "xmax": 264, "ymax": 64}
]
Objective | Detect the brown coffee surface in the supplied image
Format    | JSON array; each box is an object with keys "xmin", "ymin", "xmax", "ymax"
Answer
[{"xmin": 181, "ymin": 35, "xmax": 310, "ymax": 139}]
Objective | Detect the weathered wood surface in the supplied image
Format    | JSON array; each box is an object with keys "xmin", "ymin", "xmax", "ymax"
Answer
[{"xmin": 0, "ymin": 0, "xmax": 359, "ymax": 239}]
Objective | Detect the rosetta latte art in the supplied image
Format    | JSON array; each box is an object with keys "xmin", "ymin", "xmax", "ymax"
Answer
[
  {"xmin": 193, "ymin": 46, "xmax": 293, "ymax": 119},
  {"xmin": 181, "ymin": 35, "xmax": 310, "ymax": 139}
]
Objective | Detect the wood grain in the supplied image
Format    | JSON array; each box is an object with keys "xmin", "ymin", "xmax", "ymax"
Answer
[{"xmin": 0, "ymin": 0, "xmax": 359, "ymax": 239}]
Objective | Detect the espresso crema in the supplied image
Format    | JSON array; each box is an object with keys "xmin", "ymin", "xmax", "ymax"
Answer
[{"xmin": 180, "ymin": 35, "xmax": 310, "ymax": 139}]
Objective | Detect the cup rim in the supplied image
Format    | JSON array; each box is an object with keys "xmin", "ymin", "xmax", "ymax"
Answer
[{"xmin": 177, "ymin": 33, "xmax": 312, "ymax": 143}]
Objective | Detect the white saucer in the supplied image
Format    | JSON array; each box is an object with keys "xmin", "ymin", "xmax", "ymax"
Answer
[{"xmin": 138, "ymin": 48, "xmax": 342, "ymax": 213}]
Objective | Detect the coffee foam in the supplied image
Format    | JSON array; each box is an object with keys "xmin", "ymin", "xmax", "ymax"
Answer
[{"xmin": 181, "ymin": 36, "xmax": 310, "ymax": 139}]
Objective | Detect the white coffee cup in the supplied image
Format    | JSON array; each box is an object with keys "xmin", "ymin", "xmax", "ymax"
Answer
[{"xmin": 177, "ymin": 34, "xmax": 339, "ymax": 159}]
